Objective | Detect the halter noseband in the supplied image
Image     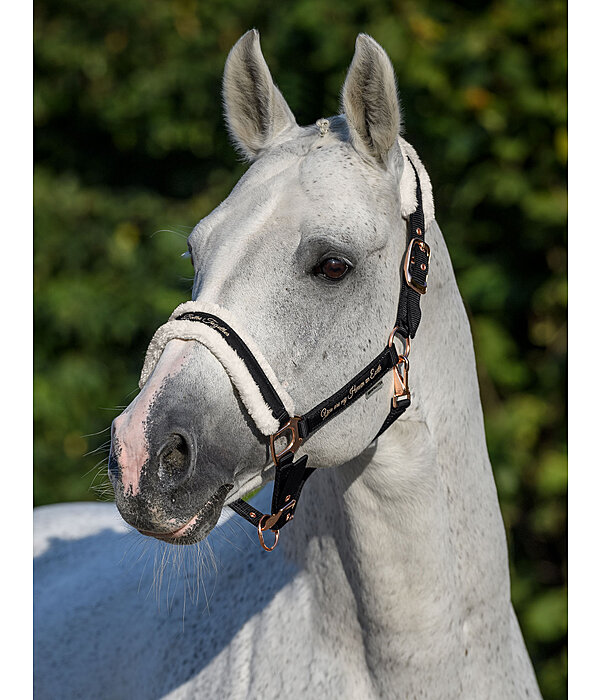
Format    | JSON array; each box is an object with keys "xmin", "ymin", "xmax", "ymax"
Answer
[{"xmin": 140, "ymin": 157, "xmax": 430, "ymax": 551}]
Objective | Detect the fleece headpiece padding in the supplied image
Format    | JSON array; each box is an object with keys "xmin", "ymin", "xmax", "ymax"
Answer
[
  {"xmin": 139, "ymin": 301, "xmax": 295, "ymax": 436},
  {"xmin": 397, "ymin": 137, "xmax": 435, "ymax": 230}
]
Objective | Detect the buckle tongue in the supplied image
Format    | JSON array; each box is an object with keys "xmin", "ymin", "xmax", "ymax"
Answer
[{"xmin": 404, "ymin": 238, "xmax": 430, "ymax": 295}]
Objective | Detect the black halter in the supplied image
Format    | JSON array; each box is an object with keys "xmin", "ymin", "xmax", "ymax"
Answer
[{"xmin": 176, "ymin": 157, "xmax": 430, "ymax": 550}]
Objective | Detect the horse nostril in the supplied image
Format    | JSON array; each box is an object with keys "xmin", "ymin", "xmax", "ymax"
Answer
[
  {"xmin": 107, "ymin": 422, "xmax": 120, "ymax": 481},
  {"xmin": 158, "ymin": 433, "xmax": 192, "ymax": 481},
  {"xmin": 108, "ymin": 450, "xmax": 120, "ymax": 480}
]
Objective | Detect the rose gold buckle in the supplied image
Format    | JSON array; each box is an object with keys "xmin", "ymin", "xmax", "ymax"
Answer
[
  {"xmin": 269, "ymin": 416, "xmax": 303, "ymax": 467},
  {"xmin": 257, "ymin": 499, "xmax": 296, "ymax": 551},
  {"xmin": 404, "ymin": 238, "xmax": 430, "ymax": 294}
]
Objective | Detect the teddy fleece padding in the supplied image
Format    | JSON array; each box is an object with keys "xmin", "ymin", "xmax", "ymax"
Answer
[
  {"xmin": 398, "ymin": 137, "xmax": 435, "ymax": 231},
  {"xmin": 139, "ymin": 301, "xmax": 295, "ymax": 436}
]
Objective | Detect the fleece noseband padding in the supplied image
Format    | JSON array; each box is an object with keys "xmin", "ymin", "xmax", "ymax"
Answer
[{"xmin": 139, "ymin": 300, "xmax": 295, "ymax": 436}]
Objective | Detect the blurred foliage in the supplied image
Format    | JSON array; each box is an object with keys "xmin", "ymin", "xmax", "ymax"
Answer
[{"xmin": 34, "ymin": 0, "xmax": 566, "ymax": 697}]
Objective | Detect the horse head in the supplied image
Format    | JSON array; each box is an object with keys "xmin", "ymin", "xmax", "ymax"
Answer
[{"xmin": 108, "ymin": 30, "xmax": 433, "ymax": 544}]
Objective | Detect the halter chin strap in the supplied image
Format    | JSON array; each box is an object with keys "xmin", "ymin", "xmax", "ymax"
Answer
[{"xmin": 139, "ymin": 156, "xmax": 430, "ymax": 551}]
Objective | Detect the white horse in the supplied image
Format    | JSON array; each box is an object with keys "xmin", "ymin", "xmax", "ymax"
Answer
[{"xmin": 34, "ymin": 31, "xmax": 542, "ymax": 699}]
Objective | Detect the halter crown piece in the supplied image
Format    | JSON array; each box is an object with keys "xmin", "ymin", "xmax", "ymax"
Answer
[{"xmin": 140, "ymin": 156, "xmax": 430, "ymax": 551}]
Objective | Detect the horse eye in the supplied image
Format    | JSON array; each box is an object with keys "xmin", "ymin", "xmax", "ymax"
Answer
[{"xmin": 315, "ymin": 257, "xmax": 351, "ymax": 281}]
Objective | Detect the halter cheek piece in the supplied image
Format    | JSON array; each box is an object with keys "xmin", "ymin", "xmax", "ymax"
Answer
[{"xmin": 141, "ymin": 158, "xmax": 430, "ymax": 551}]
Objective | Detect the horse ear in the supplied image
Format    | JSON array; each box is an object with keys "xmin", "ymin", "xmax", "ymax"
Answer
[
  {"xmin": 342, "ymin": 34, "xmax": 402, "ymax": 163},
  {"xmin": 223, "ymin": 30, "xmax": 297, "ymax": 160}
]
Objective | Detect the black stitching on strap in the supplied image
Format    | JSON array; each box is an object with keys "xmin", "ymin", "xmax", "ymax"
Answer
[{"xmin": 228, "ymin": 499, "xmax": 262, "ymax": 525}]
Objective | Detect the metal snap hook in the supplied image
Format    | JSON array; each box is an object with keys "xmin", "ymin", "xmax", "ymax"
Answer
[
  {"xmin": 392, "ymin": 358, "xmax": 410, "ymax": 406},
  {"xmin": 388, "ymin": 327, "xmax": 411, "ymax": 406}
]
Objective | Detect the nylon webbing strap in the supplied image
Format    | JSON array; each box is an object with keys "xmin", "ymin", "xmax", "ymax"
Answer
[
  {"xmin": 298, "ymin": 345, "xmax": 398, "ymax": 440},
  {"xmin": 175, "ymin": 311, "xmax": 290, "ymax": 428},
  {"xmin": 229, "ymin": 454, "xmax": 315, "ymax": 532},
  {"xmin": 374, "ymin": 397, "xmax": 411, "ymax": 440},
  {"xmin": 367, "ymin": 154, "xmax": 427, "ymax": 438},
  {"xmin": 395, "ymin": 157, "xmax": 429, "ymax": 339}
]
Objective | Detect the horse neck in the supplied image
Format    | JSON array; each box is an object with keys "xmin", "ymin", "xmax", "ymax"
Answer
[{"xmin": 284, "ymin": 220, "xmax": 512, "ymax": 691}]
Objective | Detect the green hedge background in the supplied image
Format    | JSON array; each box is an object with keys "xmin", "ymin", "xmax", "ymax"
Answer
[{"xmin": 34, "ymin": 1, "xmax": 566, "ymax": 697}]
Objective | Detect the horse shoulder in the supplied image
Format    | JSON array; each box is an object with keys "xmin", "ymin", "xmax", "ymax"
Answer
[{"xmin": 35, "ymin": 499, "xmax": 363, "ymax": 698}]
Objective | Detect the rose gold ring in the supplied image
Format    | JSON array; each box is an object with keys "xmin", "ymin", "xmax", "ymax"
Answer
[
  {"xmin": 388, "ymin": 327, "xmax": 411, "ymax": 358},
  {"xmin": 257, "ymin": 515, "xmax": 280, "ymax": 551}
]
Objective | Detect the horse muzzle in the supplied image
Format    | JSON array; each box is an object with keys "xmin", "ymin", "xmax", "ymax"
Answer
[{"xmin": 107, "ymin": 337, "xmax": 248, "ymax": 542}]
